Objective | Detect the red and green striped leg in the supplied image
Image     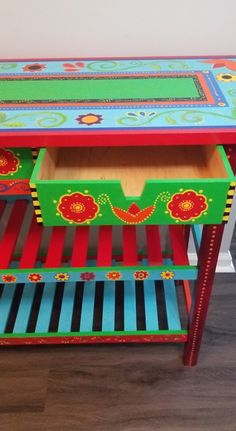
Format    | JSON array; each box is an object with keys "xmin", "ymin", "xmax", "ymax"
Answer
[{"xmin": 183, "ymin": 223, "xmax": 225, "ymax": 366}]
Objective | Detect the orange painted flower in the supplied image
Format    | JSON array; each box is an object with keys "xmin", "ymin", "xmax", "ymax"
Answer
[
  {"xmin": 1, "ymin": 274, "xmax": 17, "ymax": 283},
  {"xmin": 161, "ymin": 271, "xmax": 175, "ymax": 280},
  {"xmin": 76, "ymin": 113, "xmax": 103, "ymax": 126},
  {"xmin": 167, "ymin": 190, "xmax": 208, "ymax": 222},
  {"xmin": 0, "ymin": 148, "xmax": 19, "ymax": 176},
  {"xmin": 28, "ymin": 273, "xmax": 42, "ymax": 282},
  {"xmin": 106, "ymin": 271, "xmax": 122, "ymax": 281},
  {"xmin": 80, "ymin": 272, "xmax": 96, "ymax": 281},
  {"xmin": 57, "ymin": 192, "xmax": 99, "ymax": 224},
  {"xmin": 23, "ymin": 63, "xmax": 46, "ymax": 72},
  {"xmin": 134, "ymin": 270, "xmax": 149, "ymax": 280},
  {"xmin": 55, "ymin": 272, "xmax": 70, "ymax": 281},
  {"xmin": 113, "ymin": 203, "xmax": 155, "ymax": 224}
]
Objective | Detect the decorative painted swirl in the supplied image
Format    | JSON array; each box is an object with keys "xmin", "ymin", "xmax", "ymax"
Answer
[
  {"xmin": 86, "ymin": 60, "xmax": 190, "ymax": 72},
  {"xmin": 117, "ymin": 109, "xmax": 236, "ymax": 127},
  {"xmin": 0, "ymin": 181, "xmax": 31, "ymax": 193},
  {"xmin": 0, "ymin": 112, "xmax": 67, "ymax": 128},
  {"xmin": 0, "ymin": 63, "xmax": 17, "ymax": 70}
]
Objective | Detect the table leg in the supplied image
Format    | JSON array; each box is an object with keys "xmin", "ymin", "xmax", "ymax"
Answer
[{"xmin": 183, "ymin": 223, "xmax": 225, "ymax": 366}]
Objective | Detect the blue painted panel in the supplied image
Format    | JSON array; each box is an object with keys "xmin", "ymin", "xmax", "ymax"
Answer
[
  {"xmin": 79, "ymin": 281, "xmax": 96, "ymax": 332},
  {"xmin": 13, "ymin": 283, "xmax": 36, "ymax": 333},
  {"xmin": 35, "ymin": 283, "xmax": 56, "ymax": 333},
  {"xmin": 0, "ymin": 284, "xmax": 16, "ymax": 333},
  {"xmin": 124, "ymin": 280, "xmax": 137, "ymax": 331},
  {"xmin": 143, "ymin": 280, "xmax": 159, "ymax": 331},
  {"xmin": 163, "ymin": 259, "xmax": 181, "ymax": 330},
  {"xmin": 102, "ymin": 281, "xmax": 115, "ymax": 332},
  {"xmin": 58, "ymin": 282, "xmax": 76, "ymax": 333},
  {"xmin": 192, "ymin": 225, "xmax": 202, "ymax": 254}
]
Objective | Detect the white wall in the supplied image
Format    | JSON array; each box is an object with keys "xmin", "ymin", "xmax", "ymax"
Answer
[{"xmin": 0, "ymin": 0, "xmax": 235, "ymax": 58}]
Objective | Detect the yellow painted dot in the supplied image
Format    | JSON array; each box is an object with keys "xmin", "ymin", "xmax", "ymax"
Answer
[
  {"xmin": 84, "ymin": 190, "xmax": 89, "ymax": 193},
  {"xmin": 209, "ymin": 198, "xmax": 213, "ymax": 202},
  {"xmin": 179, "ymin": 188, "xmax": 183, "ymax": 192},
  {"xmin": 67, "ymin": 189, "xmax": 72, "ymax": 193},
  {"xmin": 199, "ymin": 190, "xmax": 203, "ymax": 193},
  {"xmin": 56, "ymin": 213, "xmax": 60, "ymax": 216},
  {"xmin": 98, "ymin": 213, "xmax": 102, "ymax": 217},
  {"xmin": 53, "ymin": 200, "xmax": 57, "ymax": 203}
]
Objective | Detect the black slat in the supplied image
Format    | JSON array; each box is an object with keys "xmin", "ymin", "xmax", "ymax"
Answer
[
  {"xmin": 26, "ymin": 282, "xmax": 45, "ymax": 333},
  {"xmin": 5, "ymin": 284, "xmax": 24, "ymax": 333},
  {"xmin": 155, "ymin": 280, "xmax": 168, "ymax": 330},
  {"xmin": 115, "ymin": 281, "xmax": 124, "ymax": 331},
  {"xmin": 48, "ymin": 283, "xmax": 65, "ymax": 332},
  {"xmin": 71, "ymin": 282, "xmax": 84, "ymax": 332},
  {"xmin": 93, "ymin": 282, "xmax": 104, "ymax": 332},
  {"xmin": 136, "ymin": 281, "xmax": 146, "ymax": 330}
]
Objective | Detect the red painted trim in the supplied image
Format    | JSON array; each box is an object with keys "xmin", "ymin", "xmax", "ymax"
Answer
[
  {"xmin": 0, "ymin": 200, "xmax": 6, "ymax": 218},
  {"xmin": 44, "ymin": 227, "xmax": 66, "ymax": 268},
  {"xmin": 182, "ymin": 280, "xmax": 192, "ymax": 315},
  {"xmin": 71, "ymin": 226, "xmax": 89, "ymax": 267},
  {"xmin": 146, "ymin": 225, "xmax": 163, "ymax": 265},
  {"xmin": 169, "ymin": 226, "xmax": 189, "ymax": 265},
  {"xmin": 0, "ymin": 200, "xmax": 27, "ymax": 269},
  {"xmin": 183, "ymin": 224, "xmax": 225, "ymax": 366},
  {"xmin": 0, "ymin": 333, "xmax": 188, "ymax": 346},
  {"xmin": 123, "ymin": 226, "xmax": 138, "ymax": 266},
  {"xmin": 0, "ymin": 179, "xmax": 31, "ymax": 195},
  {"xmin": 1, "ymin": 130, "xmax": 236, "ymax": 148},
  {"xmin": 0, "ymin": 55, "xmax": 235, "ymax": 62},
  {"xmin": 97, "ymin": 226, "xmax": 113, "ymax": 267},
  {"xmin": 19, "ymin": 214, "xmax": 43, "ymax": 269}
]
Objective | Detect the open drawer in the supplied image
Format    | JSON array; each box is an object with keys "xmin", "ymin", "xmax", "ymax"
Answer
[
  {"xmin": 30, "ymin": 145, "xmax": 235, "ymax": 226},
  {"xmin": 0, "ymin": 148, "xmax": 36, "ymax": 197}
]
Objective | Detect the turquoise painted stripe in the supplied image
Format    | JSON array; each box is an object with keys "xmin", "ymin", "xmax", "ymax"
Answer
[
  {"xmin": 79, "ymin": 281, "xmax": 96, "ymax": 332},
  {"xmin": 13, "ymin": 283, "xmax": 36, "ymax": 334},
  {"xmin": 192, "ymin": 225, "xmax": 202, "ymax": 253},
  {"xmin": 58, "ymin": 282, "xmax": 76, "ymax": 332},
  {"xmin": 0, "ymin": 284, "xmax": 17, "ymax": 333},
  {"xmin": 35, "ymin": 283, "xmax": 56, "ymax": 333},
  {"xmin": 102, "ymin": 281, "xmax": 115, "ymax": 332},
  {"xmin": 143, "ymin": 280, "xmax": 159, "ymax": 331},
  {"xmin": 163, "ymin": 259, "xmax": 181, "ymax": 330},
  {"xmin": 124, "ymin": 280, "xmax": 137, "ymax": 331}
]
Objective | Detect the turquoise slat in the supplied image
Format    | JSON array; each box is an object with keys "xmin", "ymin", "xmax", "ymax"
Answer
[
  {"xmin": 0, "ymin": 283, "xmax": 17, "ymax": 333},
  {"xmin": 102, "ymin": 281, "xmax": 115, "ymax": 332},
  {"xmin": 143, "ymin": 280, "xmax": 159, "ymax": 331},
  {"xmin": 192, "ymin": 225, "xmax": 202, "ymax": 253},
  {"xmin": 79, "ymin": 281, "xmax": 96, "ymax": 332},
  {"xmin": 124, "ymin": 280, "xmax": 137, "ymax": 331},
  {"xmin": 35, "ymin": 283, "xmax": 56, "ymax": 333},
  {"xmin": 58, "ymin": 282, "xmax": 76, "ymax": 332},
  {"xmin": 163, "ymin": 259, "xmax": 181, "ymax": 330},
  {"xmin": 13, "ymin": 283, "xmax": 36, "ymax": 334}
]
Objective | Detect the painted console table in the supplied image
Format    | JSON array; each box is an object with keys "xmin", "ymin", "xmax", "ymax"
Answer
[{"xmin": 0, "ymin": 56, "xmax": 236, "ymax": 366}]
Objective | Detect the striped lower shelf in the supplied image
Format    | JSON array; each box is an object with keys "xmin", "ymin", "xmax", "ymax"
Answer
[{"xmin": 0, "ymin": 278, "xmax": 189, "ymax": 345}]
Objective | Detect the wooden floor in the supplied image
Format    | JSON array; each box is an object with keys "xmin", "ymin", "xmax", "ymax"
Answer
[{"xmin": 0, "ymin": 235, "xmax": 236, "ymax": 431}]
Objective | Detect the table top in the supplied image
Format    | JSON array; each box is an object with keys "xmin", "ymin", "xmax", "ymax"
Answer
[{"xmin": 0, "ymin": 56, "xmax": 236, "ymax": 147}]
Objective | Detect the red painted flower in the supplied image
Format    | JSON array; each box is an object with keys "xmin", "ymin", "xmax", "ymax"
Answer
[
  {"xmin": 134, "ymin": 270, "xmax": 149, "ymax": 280},
  {"xmin": 57, "ymin": 192, "xmax": 99, "ymax": 224},
  {"xmin": 106, "ymin": 271, "xmax": 122, "ymax": 280},
  {"xmin": 113, "ymin": 203, "xmax": 155, "ymax": 224},
  {"xmin": 28, "ymin": 273, "xmax": 42, "ymax": 282},
  {"xmin": 167, "ymin": 190, "xmax": 208, "ymax": 222},
  {"xmin": 76, "ymin": 114, "xmax": 103, "ymax": 126},
  {"xmin": 0, "ymin": 148, "xmax": 19, "ymax": 176},
  {"xmin": 23, "ymin": 63, "xmax": 46, "ymax": 72},
  {"xmin": 1, "ymin": 274, "xmax": 17, "ymax": 283},
  {"xmin": 63, "ymin": 62, "xmax": 85, "ymax": 72},
  {"xmin": 80, "ymin": 272, "xmax": 96, "ymax": 281}
]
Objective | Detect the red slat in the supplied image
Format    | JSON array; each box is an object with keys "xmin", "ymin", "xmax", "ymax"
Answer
[
  {"xmin": 0, "ymin": 200, "xmax": 6, "ymax": 218},
  {"xmin": 169, "ymin": 226, "xmax": 189, "ymax": 265},
  {"xmin": 71, "ymin": 226, "xmax": 89, "ymax": 267},
  {"xmin": 182, "ymin": 280, "xmax": 192, "ymax": 315},
  {"xmin": 19, "ymin": 214, "xmax": 43, "ymax": 269},
  {"xmin": 0, "ymin": 200, "xmax": 27, "ymax": 269},
  {"xmin": 44, "ymin": 227, "xmax": 66, "ymax": 268},
  {"xmin": 123, "ymin": 226, "xmax": 137, "ymax": 266},
  {"xmin": 97, "ymin": 226, "xmax": 113, "ymax": 266},
  {"xmin": 146, "ymin": 225, "xmax": 163, "ymax": 265}
]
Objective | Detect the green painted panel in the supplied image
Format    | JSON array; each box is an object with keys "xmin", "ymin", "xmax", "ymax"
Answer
[
  {"xmin": 0, "ymin": 148, "xmax": 34, "ymax": 179},
  {"xmin": 31, "ymin": 146, "xmax": 234, "ymax": 226},
  {"xmin": 0, "ymin": 77, "xmax": 201, "ymax": 103}
]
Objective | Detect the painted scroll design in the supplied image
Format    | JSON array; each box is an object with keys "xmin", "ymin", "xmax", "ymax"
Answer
[
  {"xmin": 86, "ymin": 60, "xmax": 190, "ymax": 72},
  {"xmin": 0, "ymin": 112, "xmax": 67, "ymax": 128}
]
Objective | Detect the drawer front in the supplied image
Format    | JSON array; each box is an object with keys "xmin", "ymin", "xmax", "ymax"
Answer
[
  {"xmin": 30, "ymin": 146, "xmax": 235, "ymax": 226},
  {"xmin": 0, "ymin": 148, "xmax": 35, "ymax": 196}
]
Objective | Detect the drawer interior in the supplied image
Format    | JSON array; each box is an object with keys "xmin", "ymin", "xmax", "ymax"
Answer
[{"xmin": 38, "ymin": 145, "xmax": 229, "ymax": 196}]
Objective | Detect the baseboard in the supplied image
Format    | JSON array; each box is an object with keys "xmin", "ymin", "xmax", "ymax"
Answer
[{"xmin": 188, "ymin": 251, "xmax": 235, "ymax": 273}]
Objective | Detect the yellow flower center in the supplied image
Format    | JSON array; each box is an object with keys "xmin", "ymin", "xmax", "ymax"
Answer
[
  {"xmin": 82, "ymin": 115, "xmax": 98, "ymax": 124},
  {"xmin": 0, "ymin": 156, "xmax": 7, "ymax": 167},
  {"xmin": 71, "ymin": 202, "xmax": 85, "ymax": 213},
  {"xmin": 179, "ymin": 200, "xmax": 193, "ymax": 211}
]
